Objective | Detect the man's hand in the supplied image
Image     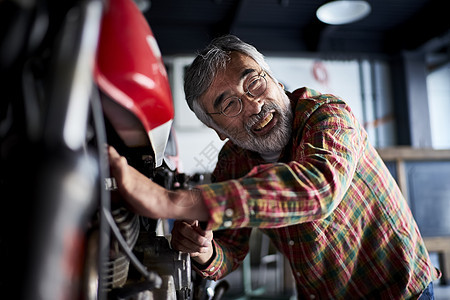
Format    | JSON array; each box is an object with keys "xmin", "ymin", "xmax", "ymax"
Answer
[
  {"xmin": 108, "ymin": 146, "xmax": 209, "ymax": 221},
  {"xmin": 171, "ymin": 220, "xmax": 214, "ymax": 265}
]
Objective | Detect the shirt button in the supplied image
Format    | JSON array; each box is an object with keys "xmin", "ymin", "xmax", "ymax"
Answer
[
  {"xmin": 288, "ymin": 240, "xmax": 295, "ymax": 246},
  {"xmin": 225, "ymin": 208, "xmax": 234, "ymax": 217},
  {"xmin": 310, "ymin": 295, "xmax": 316, "ymax": 299},
  {"xmin": 224, "ymin": 220, "xmax": 232, "ymax": 228},
  {"xmin": 296, "ymin": 272, "xmax": 301, "ymax": 277},
  {"xmin": 209, "ymin": 267, "xmax": 215, "ymax": 272}
]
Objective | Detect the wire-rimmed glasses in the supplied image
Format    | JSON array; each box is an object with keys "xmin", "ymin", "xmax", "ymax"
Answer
[{"xmin": 206, "ymin": 72, "xmax": 267, "ymax": 117}]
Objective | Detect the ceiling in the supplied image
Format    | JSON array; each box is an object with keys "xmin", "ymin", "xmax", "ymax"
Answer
[{"xmin": 141, "ymin": 0, "xmax": 450, "ymax": 57}]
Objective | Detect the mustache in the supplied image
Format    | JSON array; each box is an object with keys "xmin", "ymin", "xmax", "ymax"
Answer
[{"xmin": 245, "ymin": 102, "xmax": 278, "ymax": 130}]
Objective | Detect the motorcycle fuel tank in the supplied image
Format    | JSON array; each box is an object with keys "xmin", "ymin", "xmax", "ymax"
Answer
[{"xmin": 94, "ymin": 0, "xmax": 174, "ymax": 167}]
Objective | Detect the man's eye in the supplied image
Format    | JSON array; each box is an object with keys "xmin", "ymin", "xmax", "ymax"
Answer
[
  {"xmin": 222, "ymin": 97, "xmax": 239, "ymax": 113},
  {"xmin": 249, "ymin": 79, "xmax": 261, "ymax": 90},
  {"xmin": 248, "ymin": 78, "xmax": 264, "ymax": 95}
]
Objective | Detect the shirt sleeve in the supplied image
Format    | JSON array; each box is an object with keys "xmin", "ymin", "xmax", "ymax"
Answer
[{"xmin": 197, "ymin": 96, "xmax": 366, "ymax": 231}]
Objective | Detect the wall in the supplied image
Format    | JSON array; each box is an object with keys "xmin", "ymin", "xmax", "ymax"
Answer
[{"xmin": 427, "ymin": 61, "xmax": 450, "ymax": 149}]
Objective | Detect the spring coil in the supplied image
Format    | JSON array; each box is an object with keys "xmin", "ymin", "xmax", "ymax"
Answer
[{"xmin": 103, "ymin": 207, "xmax": 140, "ymax": 290}]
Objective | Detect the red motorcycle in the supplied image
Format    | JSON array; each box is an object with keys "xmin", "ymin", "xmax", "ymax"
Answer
[{"xmin": 0, "ymin": 0, "xmax": 214, "ymax": 299}]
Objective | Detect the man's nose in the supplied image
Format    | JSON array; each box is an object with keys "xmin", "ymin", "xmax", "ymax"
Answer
[{"xmin": 242, "ymin": 93, "xmax": 264, "ymax": 115}]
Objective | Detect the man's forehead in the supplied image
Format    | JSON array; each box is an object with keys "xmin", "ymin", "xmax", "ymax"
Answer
[
  {"xmin": 227, "ymin": 52, "xmax": 259, "ymax": 70},
  {"xmin": 212, "ymin": 52, "xmax": 259, "ymax": 84}
]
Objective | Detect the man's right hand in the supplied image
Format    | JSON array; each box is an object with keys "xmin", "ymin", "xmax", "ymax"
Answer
[
  {"xmin": 108, "ymin": 146, "xmax": 209, "ymax": 221},
  {"xmin": 171, "ymin": 220, "xmax": 214, "ymax": 265}
]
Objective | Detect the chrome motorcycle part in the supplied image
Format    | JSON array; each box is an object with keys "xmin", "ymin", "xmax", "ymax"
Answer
[{"xmin": 134, "ymin": 231, "xmax": 193, "ymax": 299}]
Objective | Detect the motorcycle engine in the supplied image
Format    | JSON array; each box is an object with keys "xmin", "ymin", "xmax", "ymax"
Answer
[{"xmin": 99, "ymin": 147, "xmax": 192, "ymax": 299}]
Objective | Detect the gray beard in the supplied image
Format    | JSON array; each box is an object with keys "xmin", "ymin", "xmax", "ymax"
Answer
[{"xmin": 223, "ymin": 100, "xmax": 293, "ymax": 154}]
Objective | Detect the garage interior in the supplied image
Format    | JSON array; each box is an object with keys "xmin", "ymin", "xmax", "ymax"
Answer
[{"xmin": 1, "ymin": 0, "xmax": 450, "ymax": 298}]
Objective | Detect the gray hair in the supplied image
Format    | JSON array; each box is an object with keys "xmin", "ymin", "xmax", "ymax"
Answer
[{"xmin": 184, "ymin": 35, "xmax": 276, "ymax": 127}]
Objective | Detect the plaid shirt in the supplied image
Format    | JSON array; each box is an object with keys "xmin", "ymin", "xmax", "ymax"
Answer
[{"xmin": 194, "ymin": 87, "xmax": 440, "ymax": 299}]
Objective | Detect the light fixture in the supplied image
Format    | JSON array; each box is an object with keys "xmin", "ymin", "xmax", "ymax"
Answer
[{"xmin": 316, "ymin": 0, "xmax": 371, "ymax": 25}]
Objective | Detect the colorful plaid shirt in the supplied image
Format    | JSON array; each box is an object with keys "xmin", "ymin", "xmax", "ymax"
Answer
[{"xmin": 194, "ymin": 87, "xmax": 440, "ymax": 299}]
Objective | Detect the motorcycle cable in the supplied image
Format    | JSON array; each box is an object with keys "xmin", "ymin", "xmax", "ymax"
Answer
[{"xmin": 90, "ymin": 87, "xmax": 162, "ymax": 291}]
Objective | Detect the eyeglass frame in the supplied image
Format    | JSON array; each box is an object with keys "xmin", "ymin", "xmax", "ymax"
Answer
[{"xmin": 205, "ymin": 71, "xmax": 267, "ymax": 118}]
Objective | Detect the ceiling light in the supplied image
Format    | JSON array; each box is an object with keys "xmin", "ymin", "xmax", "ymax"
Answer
[{"xmin": 316, "ymin": 0, "xmax": 371, "ymax": 25}]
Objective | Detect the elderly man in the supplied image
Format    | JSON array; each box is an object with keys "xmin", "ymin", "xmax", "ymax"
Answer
[{"xmin": 108, "ymin": 35, "xmax": 439, "ymax": 299}]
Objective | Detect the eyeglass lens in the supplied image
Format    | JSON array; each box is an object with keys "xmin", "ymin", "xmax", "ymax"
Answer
[
  {"xmin": 221, "ymin": 74, "xmax": 266, "ymax": 116},
  {"xmin": 247, "ymin": 75, "xmax": 266, "ymax": 97}
]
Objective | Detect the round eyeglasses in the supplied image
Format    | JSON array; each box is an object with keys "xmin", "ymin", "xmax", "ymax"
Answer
[{"xmin": 206, "ymin": 72, "xmax": 267, "ymax": 117}]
